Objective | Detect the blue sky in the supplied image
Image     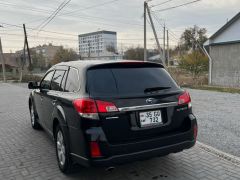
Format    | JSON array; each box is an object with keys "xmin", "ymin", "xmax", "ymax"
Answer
[{"xmin": 0, "ymin": 0, "xmax": 239, "ymax": 52}]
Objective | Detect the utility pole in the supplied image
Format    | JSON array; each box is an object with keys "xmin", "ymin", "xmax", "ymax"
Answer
[
  {"xmin": 144, "ymin": 1, "xmax": 147, "ymax": 61},
  {"xmin": 19, "ymin": 41, "xmax": 26, "ymax": 82},
  {"xmin": 146, "ymin": 4, "xmax": 165, "ymax": 67},
  {"xmin": 23, "ymin": 24, "xmax": 32, "ymax": 70},
  {"xmin": 167, "ymin": 30, "xmax": 170, "ymax": 67},
  {"xmin": 163, "ymin": 24, "xmax": 166, "ymax": 66},
  {"xmin": 0, "ymin": 37, "xmax": 6, "ymax": 82}
]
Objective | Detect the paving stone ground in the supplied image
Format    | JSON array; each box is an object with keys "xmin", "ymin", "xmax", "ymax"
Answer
[{"xmin": 0, "ymin": 83, "xmax": 240, "ymax": 180}]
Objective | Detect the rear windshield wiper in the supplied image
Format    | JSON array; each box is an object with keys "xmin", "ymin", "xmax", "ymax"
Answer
[{"xmin": 144, "ymin": 86, "xmax": 171, "ymax": 94}]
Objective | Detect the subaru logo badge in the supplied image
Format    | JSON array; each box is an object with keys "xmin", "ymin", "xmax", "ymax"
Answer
[{"xmin": 146, "ymin": 98, "xmax": 155, "ymax": 104}]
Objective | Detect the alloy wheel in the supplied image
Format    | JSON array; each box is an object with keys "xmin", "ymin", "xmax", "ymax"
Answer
[
  {"xmin": 30, "ymin": 105, "xmax": 35, "ymax": 126},
  {"xmin": 57, "ymin": 130, "xmax": 66, "ymax": 166}
]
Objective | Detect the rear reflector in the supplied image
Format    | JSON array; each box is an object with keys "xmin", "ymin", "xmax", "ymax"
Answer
[
  {"xmin": 194, "ymin": 124, "xmax": 198, "ymax": 140},
  {"xmin": 178, "ymin": 91, "xmax": 191, "ymax": 105},
  {"xmin": 90, "ymin": 141, "xmax": 102, "ymax": 158}
]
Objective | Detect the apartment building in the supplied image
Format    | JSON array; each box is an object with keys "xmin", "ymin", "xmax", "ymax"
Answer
[{"xmin": 78, "ymin": 30, "xmax": 119, "ymax": 59}]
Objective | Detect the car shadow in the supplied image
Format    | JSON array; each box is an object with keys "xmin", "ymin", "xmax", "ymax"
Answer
[{"xmin": 66, "ymin": 155, "xmax": 173, "ymax": 180}]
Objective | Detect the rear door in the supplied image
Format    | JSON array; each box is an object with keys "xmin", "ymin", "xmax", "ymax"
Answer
[{"xmin": 87, "ymin": 63, "xmax": 184, "ymax": 144}]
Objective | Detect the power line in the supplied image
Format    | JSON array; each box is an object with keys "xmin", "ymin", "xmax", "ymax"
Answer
[
  {"xmin": 152, "ymin": 11, "xmax": 180, "ymax": 40},
  {"xmin": 0, "ymin": 0, "xmax": 125, "ymax": 24},
  {"xmin": 36, "ymin": 0, "xmax": 69, "ymax": 29},
  {"xmin": 151, "ymin": 11, "xmax": 206, "ymax": 53},
  {"xmin": 62, "ymin": 0, "xmax": 120, "ymax": 16},
  {"xmin": 150, "ymin": 12, "xmax": 179, "ymax": 41},
  {"xmin": 0, "ymin": 21, "xmax": 153, "ymax": 38},
  {"xmin": 0, "ymin": 22, "xmax": 77, "ymax": 36},
  {"xmin": 153, "ymin": 0, "xmax": 202, "ymax": 12},
  {"xmin": 0, "ymin": 1, "xmax": 145, "ymax": 30},
  {"xmin": 37, "ymin": 0, "xmax": 71, "ymax": 32},
  {"xmin": 61, "ymin": 14, "xmax": 144, "ymax": 27},
  {"xmin": 0, "ymin": 2, "xmax": 53, "ymax": 14},
  {"xmin": 150, "ymin": 0, "xmax": 175, "ymax": 8},
  {"xmin": 0, "ymin": 32, "xmax": 162, "ymax": 42}
]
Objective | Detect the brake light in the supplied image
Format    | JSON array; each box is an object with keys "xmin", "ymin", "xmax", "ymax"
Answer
[
  {"xmin": 73, "ymin": 98, "xmax": 118, "ymax": 119},
  {"xmin": 120, "ymin": 61, "xmax": 144, "ymax": 64},
  {"xmin": 96, "ymin": 100, "xmax": 118, "ymax": 113},
  {"xmin": 73, "ymin": 99, "xmax": 97, "ymax": 113},
  {"xmin": 90, "ymin": 141, "xmax": 102, "ymax": 158},
  {"xmin": 178, "ymin": 91, "xmax": 191, "ymax": 105}
]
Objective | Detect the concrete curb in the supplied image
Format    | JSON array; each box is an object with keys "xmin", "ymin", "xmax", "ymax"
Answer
[{"xmin": 197, "ymin": 141, "xmax": 240, "ymax": 167}]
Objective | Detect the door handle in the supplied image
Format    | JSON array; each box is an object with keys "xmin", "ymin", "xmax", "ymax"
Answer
[{"xmin": 52, "ymin": 100, "xmax": 57, "ymax": 105}]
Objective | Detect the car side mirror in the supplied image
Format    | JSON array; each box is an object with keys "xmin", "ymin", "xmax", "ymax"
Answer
[{"xmin": 28, "ymin": 81, "xmax": 39, "ymax": 89}]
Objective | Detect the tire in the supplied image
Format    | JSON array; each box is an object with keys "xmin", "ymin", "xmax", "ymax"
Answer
[
  {"xmin": 29, "ymin": 102, "xmax": 41, "ymax": 130},
  {"xmin": 55, "ymin": 125, "xmax": 73, "ymax": 173}
]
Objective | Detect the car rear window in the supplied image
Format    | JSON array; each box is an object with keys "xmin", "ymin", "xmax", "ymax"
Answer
[{"xmin": 87, "ymin": 66, "xmax": 178, "ymax": 97}]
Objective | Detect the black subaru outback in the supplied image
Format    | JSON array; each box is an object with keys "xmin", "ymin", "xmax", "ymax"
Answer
[{"xmin": 28, "ymin": 60, "xmax": 197, "ymax": 173}]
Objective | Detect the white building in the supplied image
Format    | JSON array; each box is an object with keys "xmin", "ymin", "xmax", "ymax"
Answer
[
  {"xmin": 78, "ymin": 31, "xmax": 120, "ymax": 60},
  {"xmin": 204, "ymin": 12, "xmax": 240, "ymax": 87}
]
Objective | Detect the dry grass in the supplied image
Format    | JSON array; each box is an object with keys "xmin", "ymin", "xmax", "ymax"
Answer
[
  {"xmin": 168, "ymin": 67, "xmax": 240, "ymax": 94},
  {"xmin": 168, "ymin": 67, "xmax": 208, "ymax": 87}
]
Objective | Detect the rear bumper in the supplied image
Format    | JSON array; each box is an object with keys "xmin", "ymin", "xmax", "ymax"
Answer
[
  {"xmin": 72, "ymin": 114, "xmax": 197, "ymax": 167},
  {"xmin": 90, "ymin": 140, "xmax": 195, "ymax": 167}
]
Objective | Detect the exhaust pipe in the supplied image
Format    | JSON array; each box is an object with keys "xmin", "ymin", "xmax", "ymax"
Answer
[{"xmin": 105, "ymin": 166, "xmax": 115, "ymax": 172}]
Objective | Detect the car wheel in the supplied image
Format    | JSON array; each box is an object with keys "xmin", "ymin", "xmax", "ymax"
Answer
[
  {"xmin": 30, "ymin": 102, "xmax": 41, "ymax": 130},
  {"xmin": 55, "ymin": 125, "xmax": 73, "ymax": 173}
]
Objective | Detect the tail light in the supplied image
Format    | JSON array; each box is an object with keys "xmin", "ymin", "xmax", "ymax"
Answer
[
  {"xmin": 120, "ymin": 61, "xmax": 145, "ymax": 64},
  {"xmin": 73, "ymin": 98, "xmax": 118, "ymax": 119},
  {"xmin": 73, "ymin": 99, "xmax": 98, "ymax": 113},
  {"xmin": 90, "ymin": 141, "xmax": 102, "ymax": 158},
  {"xmin": 178, "ymin": 91, "xmax": 191, "ymax": 107}
]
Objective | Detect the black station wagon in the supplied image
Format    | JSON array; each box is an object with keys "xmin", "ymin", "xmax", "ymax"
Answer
[{"xmin": 28, "ymin": 60, "xmax": 198, "ymax": 173}]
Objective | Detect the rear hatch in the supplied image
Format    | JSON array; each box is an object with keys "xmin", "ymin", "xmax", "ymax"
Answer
[{"xmin": 87, "ymin": 62, "xmax": 188, "ymax": 144}]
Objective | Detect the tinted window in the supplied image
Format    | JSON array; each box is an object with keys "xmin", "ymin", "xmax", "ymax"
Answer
[
  {"xmin": 41, "ymin": 71, "xmax": 54, "ymax": 90},
  {"xmin": 87, "ymin": 67, "xmax": 178, "ymax": 96},
  {"xmin": 51, "ymin": 70, "xmax": 66, "ymax": 91},
  {"xmin": 65, "ymin": 68, "xmax": 79, "ymax": 92}
]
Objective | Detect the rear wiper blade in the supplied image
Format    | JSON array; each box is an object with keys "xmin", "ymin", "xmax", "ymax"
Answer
[{"xmin": 144, "ymin": 86, "xmax": 171, "ymax": 93}]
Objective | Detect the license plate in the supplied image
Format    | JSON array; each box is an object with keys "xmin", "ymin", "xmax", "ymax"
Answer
[{"xmin": 139, "ymin": 110, "xmax": 162, "ymax": 127}]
